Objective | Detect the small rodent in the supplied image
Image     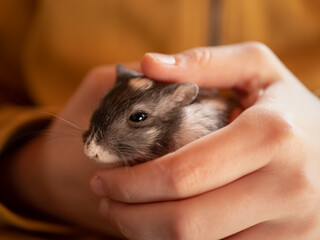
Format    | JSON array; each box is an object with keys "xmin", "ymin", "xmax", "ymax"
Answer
[{"xmin": 83, "ymin": 64, "xmax": 231, "ymax": 167}]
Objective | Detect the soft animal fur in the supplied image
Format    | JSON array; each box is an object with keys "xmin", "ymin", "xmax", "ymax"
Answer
[{"xmin": 83, "ymin": 64, "xmax": 230, "ymax": 167}]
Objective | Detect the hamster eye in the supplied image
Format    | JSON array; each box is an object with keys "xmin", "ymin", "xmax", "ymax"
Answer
[{"xmin": 129, "ymin": 111, "xmax": 148, "ymax": 122}]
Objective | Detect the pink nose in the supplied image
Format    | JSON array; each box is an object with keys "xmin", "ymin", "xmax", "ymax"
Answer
[{"xmin": 84, "ymin": 142, "xmax": 101, "ymax": 161}]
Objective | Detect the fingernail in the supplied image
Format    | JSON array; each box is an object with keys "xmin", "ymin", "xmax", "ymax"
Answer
[
  {"xmin": 148, "ymin": 53, "xmax": 176, "ymax": 65},
  {"xmin": 90, "ymin": 175, "xmax": 106, "ymax": 197}
]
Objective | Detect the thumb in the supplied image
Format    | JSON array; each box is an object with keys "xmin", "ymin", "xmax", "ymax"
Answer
[{"xmin": 141, "ymin": 42, "xmax": 287, "ymax": 90}]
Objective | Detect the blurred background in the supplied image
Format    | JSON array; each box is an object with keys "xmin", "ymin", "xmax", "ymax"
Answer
[{"xmin": 0, "ymin": 0, "xmax": 319, "ymax": 106}]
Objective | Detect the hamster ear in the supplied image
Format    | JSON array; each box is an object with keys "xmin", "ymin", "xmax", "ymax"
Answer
[
  {"xmin": 162, "ymin": 82, "xmax": 199, "ymax": 109},
  {"xmin": 116, "ymin": 64, "xmax": 143, "ymax": 85}
]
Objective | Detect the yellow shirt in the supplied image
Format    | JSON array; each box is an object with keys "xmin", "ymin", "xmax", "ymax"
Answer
[{"xmin": 0, "ymin": 0, "xmax": 319, "ymax": 238}]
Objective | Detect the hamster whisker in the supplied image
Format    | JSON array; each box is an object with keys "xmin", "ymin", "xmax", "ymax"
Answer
[
  {"xmin": 38, "ymin": 128, "xmax": 81, "ymax": 136},
  {"xmin": 39, "ymin": 128, "xmax": 82, "ymax": 139},
  {"xmin": 34, "ymin": 110, "xmax": 83, "ymax": 131},
  {"xmin": 45, "ymin": 134, "xmax": 83, "ymax": 144},
  {"xmin": 41, "ymin": 133, "xmax": 82, "ymax": 145}
]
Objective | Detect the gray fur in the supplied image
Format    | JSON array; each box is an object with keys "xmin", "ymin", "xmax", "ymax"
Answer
[{"xmin": 83, "ymin": 64, "xmax": 231, "ymax": 167}]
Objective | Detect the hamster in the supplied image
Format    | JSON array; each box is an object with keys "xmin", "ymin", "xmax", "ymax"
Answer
[{"xmin": 83, "ymin": 64, "xmax": 231, "ymax": 167}]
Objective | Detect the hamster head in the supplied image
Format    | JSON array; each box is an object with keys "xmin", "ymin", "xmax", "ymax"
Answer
[{"xmin": 83, "ymin": 64, "xmax": 199, "ymax": 167}]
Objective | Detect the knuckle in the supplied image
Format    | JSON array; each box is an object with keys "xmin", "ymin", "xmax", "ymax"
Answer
[
  {"xmin": 170, "ymin": 205, "xmax": 200, "ymax": 240},
  {"xmin": 116, "ymin": 182, "xmax": 134, "ymax": 202},
  {"xmin": 293, "ymin": 170, "xmax": 319, "ymax": 204},
  {"xmin": 240, "ymin": 41, "xmax": 281, "ymax": 76},
  {"xmin": 106, "ymin": 177, "xmax": 133, "ymax": 202},
  {"xmin": 179, "ymin": 47, "xmax": 214, "ymax": 66},
  {"xmin": 280, "ymin": 167, "xmax": 320, "ymax": 215},
  {"xmin": 240, "ymin": 41, "xmax": 289, "ymax": 80},
  {"xmin": 168, "ymin": 161, "xmax": 199, "ymax": 198},
  {"xmin": 297, "ymin": 214, "xmax": 320, "ymax": 237},
  {"xmin": 99, "ymin": 202, "xmax": 133, "ymax": 239},
  {"xmin": 241, "ymin": 41, "xmax": 274, "ymax": 59},
  {"xmin": 252, "ymin": 107, "xmax": 320, "ymax": 217},
  {"xmin": 169, "ymin": 168, "xmax": 190, "ymax": 198},
  {"xmin": 267, "ymin": 113, "xmax": 295, "ymax": 143},
  {"xmin": 116, "ymin": 222, "xmax": 132, "ymax": 239},
  {"xmin": 251, "ymin": 106, "xmax": 296, "ymax": 145}
]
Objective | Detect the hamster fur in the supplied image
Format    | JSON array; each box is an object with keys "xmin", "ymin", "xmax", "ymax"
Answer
[{"xmin": 83, "ymin": 64, "xmax": 231, "ymax": 167}]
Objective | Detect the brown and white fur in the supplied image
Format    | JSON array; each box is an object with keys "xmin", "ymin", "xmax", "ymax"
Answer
[{"xmin": 83, "ymin": 64, "xmax": 230, "ymax": 167}]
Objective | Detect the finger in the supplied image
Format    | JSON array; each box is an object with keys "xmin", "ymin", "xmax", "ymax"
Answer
[
  {"xmin": 141, "ymin": 43, "xmax": 308, "ymax": 110},
  {"xmin": 98, "ymin": 171, "xmax": 286, "ymax": 240},
  {"xmin": 226, "ymin": 218, "xmax": 319, "ymax": 240},
  {"xmin": 90, "ymin": 104, "xmax": 292, "ymax": 203},
  {"xmin": 141, "ymin": 42, "xmax": 285, "ymax": 108},
  {"xmin": 141, "ymin": 42, "xmax": 290, "ymax": 90}
]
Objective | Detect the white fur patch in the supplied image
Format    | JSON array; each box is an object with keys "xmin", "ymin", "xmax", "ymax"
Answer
[
  {"xmin": 173, "ymin": 100, "xmax": 227, "ymax": 148},
  {"xmin": 146, "ymin": 127, "xmax": 159, "ymax": 136},
  {"xmin": 84, "ymin": 138, "xmax": 119, "ymax": 164},
  {"xmin": 128, "ymin": 77, "xmax": 153, "ymax": 91}
]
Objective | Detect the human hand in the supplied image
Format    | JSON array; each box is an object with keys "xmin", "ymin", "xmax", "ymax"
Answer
[
  {"xmin": 10, "ymin": 63, "xmax": 139, "ymax": 236},
  {"xmin": 90, "ymin": 42, "xmax": 320, "ymax": 239}
]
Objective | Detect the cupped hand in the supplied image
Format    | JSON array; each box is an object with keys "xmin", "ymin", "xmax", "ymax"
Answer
[
  {"xmin": 90, "ymin": 42, "xmax": 320, "ymax": 239},
  {"xmin": 11, "ymin": 63, "xmax": 139, "ymax": 236}
]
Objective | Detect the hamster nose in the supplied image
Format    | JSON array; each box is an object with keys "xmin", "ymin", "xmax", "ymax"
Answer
[
  {"xmin": 84, "ymin": 139, "xmax": 119, "ymax": 164},
  {"xmin": 84, "ymin": 141, "xmax": 102, "ymax": 161}
]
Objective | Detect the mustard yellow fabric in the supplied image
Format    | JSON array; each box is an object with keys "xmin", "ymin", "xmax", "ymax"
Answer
[
  {"xmin": 221, "ymin": 0, "xmax": 320, "ymax": 93},
  {"xmin": 0, "ymin": 0, "xmax": 319, "ymax": 238}
]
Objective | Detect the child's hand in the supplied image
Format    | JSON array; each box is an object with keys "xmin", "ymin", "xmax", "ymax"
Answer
[{"xmin": 91, "ymin": 43, "xmax": 320, "ymax": 239}]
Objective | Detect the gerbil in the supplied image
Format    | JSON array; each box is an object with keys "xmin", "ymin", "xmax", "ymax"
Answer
[{"xmin": 83, "ymin": 64, "xmax": 231, "ymax": 167}]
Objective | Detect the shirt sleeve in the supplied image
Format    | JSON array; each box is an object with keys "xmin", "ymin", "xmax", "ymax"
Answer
[{"xmin": 0, "ymin": 104, "xmax": 73, "ymax": 234}]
